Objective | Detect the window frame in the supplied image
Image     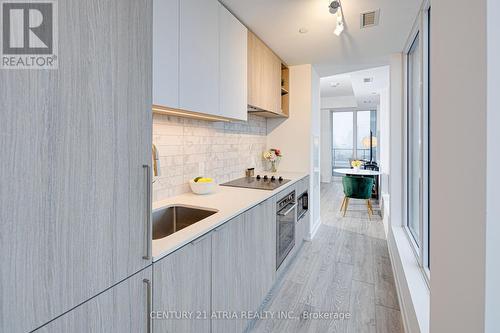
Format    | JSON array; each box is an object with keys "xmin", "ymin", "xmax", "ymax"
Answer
[
  {"xmin": 402, "ymin": 0, "xmax": 431, "ymax": 284},
  {"xmin": 330, "ymin": 109, "xmax": 377, "ymax": 173}
]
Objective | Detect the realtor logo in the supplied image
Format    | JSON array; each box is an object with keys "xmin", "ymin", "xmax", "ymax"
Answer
[{"xmin": 1, "ymin": 0, "xmax": 58, "ymax": 69}]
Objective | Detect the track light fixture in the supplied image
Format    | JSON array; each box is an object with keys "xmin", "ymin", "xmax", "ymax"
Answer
[{"xmin": 329, "ymin": 0, "xmax": 344, "ymax": 36}]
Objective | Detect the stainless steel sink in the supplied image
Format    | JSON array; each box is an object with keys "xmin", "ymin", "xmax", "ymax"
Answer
[{"xmin": 152, "ymin": 205, "xmax": 218, "ymax": 240}]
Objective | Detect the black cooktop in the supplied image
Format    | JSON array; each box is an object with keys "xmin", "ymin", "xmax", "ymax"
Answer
[{"xmin": 220, "ymin": 175, "xmax": 291, "ymax": 191}]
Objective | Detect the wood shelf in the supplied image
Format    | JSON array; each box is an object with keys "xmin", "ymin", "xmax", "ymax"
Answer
[{"xmin": 281, "ymin": 65, "xmax": 289, "ymax": 116}]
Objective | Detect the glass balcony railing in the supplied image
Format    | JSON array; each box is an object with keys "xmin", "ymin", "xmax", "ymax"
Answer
[{"xmin": 332, "ymin": 148, "xmax": 377, "ymax": 174}]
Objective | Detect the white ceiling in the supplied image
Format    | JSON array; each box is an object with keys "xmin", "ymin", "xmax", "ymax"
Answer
[
  {"xmin": 220, "ymin": 0, "xmax": 420, "ymax": 77},
  {"xmin": 321, "ymin": 66, "xmax": 389, "ymax": 109},
  {"xmin": 320, "ymin": 74, "xmax": 353, "ymax": 97}
]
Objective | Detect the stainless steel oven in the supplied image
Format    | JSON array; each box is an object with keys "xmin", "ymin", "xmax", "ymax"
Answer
[{"xmin": 276, "ymin": 190, "xmax": 296, "ymax": 270}]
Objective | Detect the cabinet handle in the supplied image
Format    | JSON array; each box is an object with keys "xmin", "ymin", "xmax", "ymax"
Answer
[
  {"xmin": 143, "ymin": 165, "xmax": 152, "ymax": 260},
  {"xmin": 143, "ymin": 278, "xmax": 152, "ymax": 333}
]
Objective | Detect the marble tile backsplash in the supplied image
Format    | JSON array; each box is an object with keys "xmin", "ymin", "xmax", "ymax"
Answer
[{"xmin": 152, "ymin": 113, "xmax": 267, "ymax": 202}]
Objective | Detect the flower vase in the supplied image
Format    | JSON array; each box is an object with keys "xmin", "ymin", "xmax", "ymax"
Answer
[{"xmin": 271, "ymin": 159, "xmax": 280, "ymax": 172}]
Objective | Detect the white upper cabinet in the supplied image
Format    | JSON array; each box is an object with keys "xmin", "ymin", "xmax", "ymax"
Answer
[
  {"xmin": 153, "ymin": 0, "xmax": 248, "ymax": 121},
  {"xmin": 153, "ymin": 0, "xmax": 179, "ymax": 108},
  {"xmin": 219, "ymin": 4, "xmax": 248, "ymax": 121},
  {"xmin": 179, "ymin": 0, "xmax": 220, "ymax": 115}
]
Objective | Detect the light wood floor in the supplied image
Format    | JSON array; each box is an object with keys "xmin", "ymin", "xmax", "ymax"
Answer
[{"xmin": 250, "ymin": 179, "xmax": 403, "ymax": 333}]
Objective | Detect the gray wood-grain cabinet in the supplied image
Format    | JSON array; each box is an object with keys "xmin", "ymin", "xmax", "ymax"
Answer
[
  {"xmin": 153, "ymin": 234, "xmax": 212, "ymax": 333},
  {"xmin": 0, "ymin": 0, "xmax": 152, "ymax": 331},
  {"xmin": 212, "ymin": 200, "xmax": 276, "ymax": 332},
  {"xmin": 35, "ymin": 267, "xmax": 152, "ymax": 333}
]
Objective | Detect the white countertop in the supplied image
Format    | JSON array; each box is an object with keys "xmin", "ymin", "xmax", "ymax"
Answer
[{"xmin": 152, "ymin": 171, "xmax": 309, "ymax": 261}]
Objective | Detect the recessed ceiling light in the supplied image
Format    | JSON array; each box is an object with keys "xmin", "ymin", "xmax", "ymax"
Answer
[
  {"xmin": 329, "ymin": 82, "xmax": 340, "ymax": 87},
  {"xmin": 298, "ymin": 27, "xmax": 308, "ymax": 34},
  {"xmin": 364, "ymin": 77, "xmax": 373, "ymax": 83},
  {"xmin": 371, "ymin": 92, "xmax": 377, "ymax": 95}
]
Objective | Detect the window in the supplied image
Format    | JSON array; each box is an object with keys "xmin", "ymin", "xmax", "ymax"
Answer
[
  {"xmin": 407, "ymin": 33, "xmax": 421, "ymax": 246},
  {"xmin": 332, "ymin": 111, "xmax": 354, "ymax": 169},
  {"xmin": 332, "ymin": 110, "xmax": 377, "ymax": 174},
  {"xmin": 404, "ymin": 4, "xmax": 431, "ymax": 276}
]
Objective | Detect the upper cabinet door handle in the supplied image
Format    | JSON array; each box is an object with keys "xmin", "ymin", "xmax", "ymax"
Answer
[{"xmin": 143, "ymin": 165, "xmax": 152, "ymax": 260}]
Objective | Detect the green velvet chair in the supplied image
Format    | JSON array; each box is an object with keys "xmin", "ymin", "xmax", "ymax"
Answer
[{"xmin": 340, "ymin": 176, "xmax": 375, "ymax": 218}]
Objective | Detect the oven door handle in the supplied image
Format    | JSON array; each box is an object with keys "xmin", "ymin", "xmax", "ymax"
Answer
[{"xmin": 278, "ymin": 203, "xmax": 297, "ymax": 216}]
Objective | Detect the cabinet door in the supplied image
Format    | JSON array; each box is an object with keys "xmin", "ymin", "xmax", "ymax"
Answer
[
  {"xmin": 247, "ymin": 31, "xmax": 267, "ymax": 111},
  {"xmin": 212, "ymin": 201, "xmax": 276, "ymax": 333},
  {"xmin": 270, "ymin": 52, "xmax": 282, "ymax": 114},
  {"xmin": 212, "ymin": 214, "xmax": 249, "ymax": 333},
  {"xmin": 219, "ymin": 5, "xmax": 248, "ymax": 121},
  {"xmin": 247, "ymin": 31, "xmax": 282, "ymax": 114},
  {"xmin": 297, "ymin": 211, "xmax": 310, "ymax": 245},
  {"xmin": 36, "ymin": 267, "xmax": 152, "ymax": 333},
  {"xmin": 246, "ymin": 198, "xmax": 276, "ymax": 307},
  {"xmin": 0, "ymin": 0, "xmax": 152, "ymax": 332},
  {"xmin": 153, "ymin": 235, "xmax": 211, "ymax": 333},
  {"xmin": 179, "ymin": 0, "xmax": 219, "ymax": 115},
  {"xmin": 153, "ymin": 0, "xmax": 179, "ymax": 108}
]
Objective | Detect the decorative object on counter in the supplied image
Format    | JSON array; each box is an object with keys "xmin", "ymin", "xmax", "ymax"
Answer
[
  {"xmin": 189, "ymin": 176, "xmax": 216, "ymax": 195},
  {"xmin": 351, "ymin": 159, "xmax": 363, "ymax": 171},
  {"xmin": 263, "ymin": 148, "xmax": 282, "ymax": 172},
  {"xmin": 245, "ymin": 168, "xmax": 255, "ymax": 177}
]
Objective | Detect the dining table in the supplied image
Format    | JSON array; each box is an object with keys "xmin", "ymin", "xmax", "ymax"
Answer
[{"xmin": 333, "ymin": 168, "xmax": 381, "ymax": 176}]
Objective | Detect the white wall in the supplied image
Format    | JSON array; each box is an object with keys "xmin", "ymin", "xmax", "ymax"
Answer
[
  {"xmin": 267, "ymin": 64, "xmax": 321, "ymax": 237},
  {"xmin": 430, "ymin": 1, "xmax": 487, "ymax": 332},
  {"xmin": 268, "ymin": 64, "xmax": 312, "ymax": 173},
  {"xmin": 320, "ymin": 95, "xmax": 357, "ymax": 109},
  {"xmin": 310, "ymin": 67, "xmax": 321, "ymax": 234},
  {"xmin": 485, "ymin": 0, "xmax": 500, "ymax": 331},
  {"xmin": 389, "ymin": 54, "xmax": 403, "ymax": 230},
  {"xmin": 378, "ymin": 87, "xmax": 390, "ymax": 194},
  {"xmin": 320, "ymin": 109, "xmax": 332, "ymax": 183}
]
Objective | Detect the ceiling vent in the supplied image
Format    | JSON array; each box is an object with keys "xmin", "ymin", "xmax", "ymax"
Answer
[
  {"xmin": 363, "ymin": 77, "xmax": 373, "ymax": 83},
  {"xmin": 360, "ymin": 10, "xmax": 380, "ymax": 28}
]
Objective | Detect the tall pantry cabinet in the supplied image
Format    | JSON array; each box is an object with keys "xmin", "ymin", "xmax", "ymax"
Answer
[{"xmin": 0, "ymin": 0, "xmax": 153, "ymax": 331}]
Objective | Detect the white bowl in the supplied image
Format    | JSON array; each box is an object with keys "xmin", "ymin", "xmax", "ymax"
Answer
[{"xmin": 189, "ymin": 179, "xmax": 216, "ymax": 195}]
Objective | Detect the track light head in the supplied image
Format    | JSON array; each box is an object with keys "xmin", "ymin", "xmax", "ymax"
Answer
[{"xmin": 329, "ymin": 0, "xmax": 341, "ymax": 14}]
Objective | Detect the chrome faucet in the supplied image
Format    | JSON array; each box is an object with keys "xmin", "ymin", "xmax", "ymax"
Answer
[{"xmin": 152, "ymin": 144, "xmax": 160, "ymax": 179}]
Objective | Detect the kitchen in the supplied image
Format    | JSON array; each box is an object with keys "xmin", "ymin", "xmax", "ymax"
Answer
[
  {"xmin": 1, "ymin": 0, "xmax": 320, "ymax": 331},
  {"xmin": 150, "ymin": 0, "xmax": 320, "ymax": 331},
  {"xmin": 3, "ymin": 0, "xmax": 496, "ymax": 332}
]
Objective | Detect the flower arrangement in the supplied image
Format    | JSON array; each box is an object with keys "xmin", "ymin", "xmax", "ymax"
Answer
[
  {"xmin": 263, "ymin": 148, "xmax": 282, "ymax": 172},
  {"xmin": 351, "ymin": 160, "xmax": 363, "ymax": 170}
]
